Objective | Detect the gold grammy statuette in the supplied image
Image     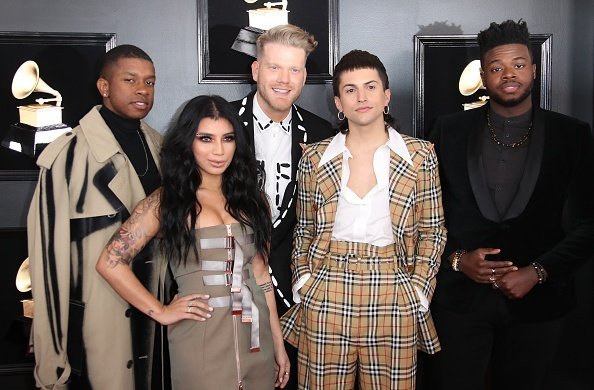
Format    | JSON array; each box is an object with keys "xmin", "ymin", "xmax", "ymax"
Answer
[
  {"xmin": 2, "ymin": 60, "xmax": 71, "ymax": 157},
  {"xmin": 459, "ymin": 59, "xmax": 489, "ymax": 111},
  {"xmin": 231, "ymin": 0, "xmax": 290, "ymax": 57},
  {"xmin": 16, "ymin": 257, "xmax": 34, "ymax": 318}
]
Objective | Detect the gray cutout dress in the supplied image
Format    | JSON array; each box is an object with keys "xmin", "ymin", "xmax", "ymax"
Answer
[{"xmin": 167, "ymin": 223, "xmax": 275, "ymax": 389}]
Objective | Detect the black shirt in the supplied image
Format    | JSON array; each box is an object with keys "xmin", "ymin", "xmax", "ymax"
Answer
[{"xmin": 482, "ymin": 109, "xmax": 532, "ymax": 220}]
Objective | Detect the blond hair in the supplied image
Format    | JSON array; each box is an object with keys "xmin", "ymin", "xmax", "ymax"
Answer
[{"xmin": 256, "ymin": 24, "xmax": 318, "ymax": 59}]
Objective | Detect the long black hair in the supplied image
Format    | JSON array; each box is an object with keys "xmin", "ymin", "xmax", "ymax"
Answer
[{"xmin": 158, "ymin": 95, "xmax": 271, "ymax": 264}]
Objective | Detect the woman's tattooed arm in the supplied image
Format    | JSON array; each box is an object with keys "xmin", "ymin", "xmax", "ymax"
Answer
[{"xmin": 103, "ymin": 191, "xmax": 160, "ymax": 268}]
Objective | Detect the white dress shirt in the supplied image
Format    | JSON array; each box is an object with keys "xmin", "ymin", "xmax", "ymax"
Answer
[
  {"xmin": 293, "ymin": 127, "xmax": 428, "ymax": 311},
  {"xmin": 252, "ymin": 96, "xmax": 292, "ymax": 222}
]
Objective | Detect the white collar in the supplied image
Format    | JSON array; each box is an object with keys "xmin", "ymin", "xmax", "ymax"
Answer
[
  {"xmin": 319, "ymin": 126, "xmax": 413, "ymax": 167},
  {"xmin": 252, "ymin": 94, "xmax": 292, "ymax": 133}
]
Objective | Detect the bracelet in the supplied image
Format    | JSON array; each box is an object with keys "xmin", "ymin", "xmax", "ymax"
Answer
[
  {"xmin": 451, "ymin": 249, "xmax": 467, "ymax": 272},
  {"xmin": 531, "ymin": 262, "xmax": 548, "ymax": 284},
  {"xmin": 259, "ymin": 281, "xmax": 273, "ymax": 293}
]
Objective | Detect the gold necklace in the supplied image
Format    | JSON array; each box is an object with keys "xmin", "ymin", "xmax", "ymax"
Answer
[
  {"xmin": 136, "ymin": 130, "xmax": 149, "ymax": 177},
  {"xmin": 486, "ymin": 110, "xmax": 532, "ymax": 148}
]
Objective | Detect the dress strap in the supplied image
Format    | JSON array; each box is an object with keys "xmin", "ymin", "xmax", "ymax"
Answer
[{"xmin": 198, "ymin": 226, "xmax": 261, "ymax": 351}]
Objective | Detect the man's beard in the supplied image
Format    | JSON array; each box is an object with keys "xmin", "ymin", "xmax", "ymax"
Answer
[{"xmin": 488, "ymin": 81, "xmax": 533, "ymax": 108}]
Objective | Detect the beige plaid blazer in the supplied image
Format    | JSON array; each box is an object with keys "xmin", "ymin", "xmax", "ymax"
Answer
[{"xmin": 290, "ymin": 133, "xmax": 446, "ymax": 353}]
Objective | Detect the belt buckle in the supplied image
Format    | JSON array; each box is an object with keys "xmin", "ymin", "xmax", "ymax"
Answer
[
  {"xmin": 224, "ymin": 273, "xmax": 232, "ymax": 286},
  {"xmin": 225, "ymin": 260, "xmax": 234, "ymax": 272},
  {"xmin": 224, "ymin": 260, "xmax": 234, "ymax": 286},
  {"xmin": 346, "ymin": 255, "xmax": 359, "ymax": 271},
  {"xmin": 225, "ymin": 236, "xmax": 235, "ymax": 249}
]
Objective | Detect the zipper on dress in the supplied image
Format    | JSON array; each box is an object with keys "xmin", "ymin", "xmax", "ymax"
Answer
[
  {"xmin": 233, "ymin": 315, "xmax": 243, "ymax": 389},
  {"xmin": 229, "ymin": 223, "xmax": 243, "ymax": 389}
]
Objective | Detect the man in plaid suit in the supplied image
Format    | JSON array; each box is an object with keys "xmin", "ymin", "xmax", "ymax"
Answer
[{"xmin": 281, "ymin": 50, "xmax": 446, "ymax": 389}]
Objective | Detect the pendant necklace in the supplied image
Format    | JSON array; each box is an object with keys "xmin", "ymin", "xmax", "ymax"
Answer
[{"xmin": 136, "ymin": 130, "xmax": 149, "ymax": 177}]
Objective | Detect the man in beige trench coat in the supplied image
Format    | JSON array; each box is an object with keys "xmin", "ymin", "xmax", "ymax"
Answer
[{"xmin": 27, "ymin": 45, "xmax": 162, "ymax": 389}]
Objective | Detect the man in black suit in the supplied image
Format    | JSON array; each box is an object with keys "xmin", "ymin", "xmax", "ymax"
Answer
[
  {"xmin": 232, "ymin": 24, "xmax": 334, "ymax": 389},
  {"xmin": 426, "ymin": 19, "xmax": 594, "ymax": 390}
]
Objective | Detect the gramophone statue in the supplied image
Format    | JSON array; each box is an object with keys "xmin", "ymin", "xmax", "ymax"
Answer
[
  {"xmin": 16, "ymin": 257, "xmax": 34, "ymax": 318},
  {"xmin": 458, "ymin": 59, "xmax": 489, "ymax": 111},
  {"xmin": 231, "ymin": 0, "xmax": 290, "ymax": 57},
  {"xmin": 1, "ymin": 60, "xmax": 71, "ymax": 158}
]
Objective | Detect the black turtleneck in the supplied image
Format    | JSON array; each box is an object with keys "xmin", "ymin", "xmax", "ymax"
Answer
[{"xmin": 99, "ymin": 106, "xmax": 160, "ymax": 195}]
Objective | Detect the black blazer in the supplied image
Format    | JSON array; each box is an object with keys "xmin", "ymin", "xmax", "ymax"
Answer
[
  {"xmin": 430, "ymin": 104, "xmax": 594, "ymax": 321},
  {"xmin": 232, "ymin": 91, "xmax": 334, "ymax": 314}
]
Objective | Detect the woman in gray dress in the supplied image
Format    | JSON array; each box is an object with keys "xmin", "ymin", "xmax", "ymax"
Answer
[{"xmin": 96, "ymin": 95, "xmax": 290, "ymax": 389}]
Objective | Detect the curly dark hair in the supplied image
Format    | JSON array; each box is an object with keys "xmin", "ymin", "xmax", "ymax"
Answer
[
  {"xmin": 158, "ymin": 95, "xmax": 271, "ymax": 265},
  {"xmin": 332, "ymin": 49, "xmax": 397, "ymax": 133},
  {"xmin": 477, "ymin": 19, "xmax": 532, "ymax": 64}
]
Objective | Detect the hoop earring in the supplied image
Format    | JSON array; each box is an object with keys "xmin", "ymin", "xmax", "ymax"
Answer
[
  {"xmin": 383, "ymin": 106, "xmax": 390, "ymax": 115},
  {"xmin": 337, "ymin": 111, "xmax": 345, "ymax": 121}
]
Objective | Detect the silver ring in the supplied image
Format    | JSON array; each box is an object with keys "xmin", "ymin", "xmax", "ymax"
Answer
[
  {"xmin": 491, "ymin": 268, "xmax": 495, "ymax": 275},
  {"xmin": 489, "ymin": 275, "xmax": 495, "ymax": 283},
  {"xmin": 492, "ymin": 281, "xmax": 499, "ymax": 289}
]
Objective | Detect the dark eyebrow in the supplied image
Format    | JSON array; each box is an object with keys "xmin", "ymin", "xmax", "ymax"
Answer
[
  {"xmin": 343, "ymin": 80, "xmax": 379, "ymax": 88},
  {"xmin": 123, "ymin": 70, "xmax": 156, "ymax": 79},
  {"xmin": 487, "ymin": 56, "xmax": 529, "ymax": 66},
  {"xmin": 195, "ymin": 131, "xmax": 235, "ymax": 137}
]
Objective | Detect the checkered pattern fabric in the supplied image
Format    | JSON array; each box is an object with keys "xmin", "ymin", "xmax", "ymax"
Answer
[
  {"xmin": 298, "ymin": 241, "xmax": 419, "ymax": 389},
  {"xmin": 282, "ymin": 135, "xmax": 446, "ymax": 388}
]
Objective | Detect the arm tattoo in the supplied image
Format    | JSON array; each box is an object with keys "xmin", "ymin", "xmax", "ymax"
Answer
[
  {"xmin": 259, "ymin": 281, "xmax": 273, "ymax": 293},
  {"xmin": 104, "ymin": 225, "xmax": 145, "ymax": 268},
  {"xmin": 103, "ymin": 193, "xmax": 160, "ymax": 269}
]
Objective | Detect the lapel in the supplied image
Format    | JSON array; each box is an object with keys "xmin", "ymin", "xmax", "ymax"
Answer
[
  {"xmin": 314, "ymin": 148, "xmax": 342, "ymax": 259},
  {"xmin": 315, "ymin": 146, "xmax": 343, "ymax": 226},
  {"xmin": 319, "ymin": 152, "xmax": 343, "ymax": 206},
  {"xmin": 388, "ymin": 146, "xmax": 419, "ymax": 239},
  {"xmin": 290, "ymin": 104, "xmax": 309, "ymax": 182},
  {"xmin": 467, "ymin": 105, "xmax": 545, "ymax": 222},
  {"xmin": 236, "ymin": 91, "xmax": 256, "ymax": 147},
  {"xmin": 467, "ymin": 106, "xmax": 500, "ymax": 222},
  {"xmin": 108, "ymin": 163, "xmax": 145, "ymax": 213},
  {"xmin": 81, "ymin": 106, "xmax": 146, "ymax": 213}
]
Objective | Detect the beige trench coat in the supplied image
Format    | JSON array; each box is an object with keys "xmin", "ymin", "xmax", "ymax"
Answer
[{"xmin": 27, "ymin": 106, "xmax": 161, "ymax": 389}]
